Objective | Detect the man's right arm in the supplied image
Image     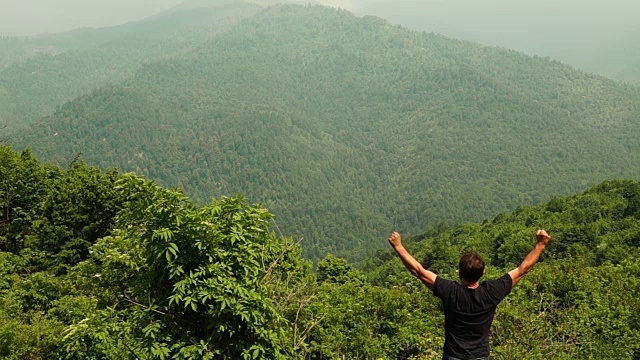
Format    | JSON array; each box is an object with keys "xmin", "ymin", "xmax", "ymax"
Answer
[
  {"xmin": 388, "ymin": 232, "xmax": 437, "ymax": 290},
  {"xmin": 508, "ymin": 229, "xmax": 551, "ymax": 287}
]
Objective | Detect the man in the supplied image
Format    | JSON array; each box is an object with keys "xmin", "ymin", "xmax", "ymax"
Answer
[{"xmin": 388, "ymin": 229, "xmax": 551, "ymax": 360}]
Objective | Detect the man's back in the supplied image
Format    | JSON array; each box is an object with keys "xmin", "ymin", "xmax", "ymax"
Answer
[
  {"xmin": 433, "ymin": 274, "xmax": 512, "ymax": 359},
  {"xmin": 388, "ymin": 230, "xmax": 550, "ymax": 359}
]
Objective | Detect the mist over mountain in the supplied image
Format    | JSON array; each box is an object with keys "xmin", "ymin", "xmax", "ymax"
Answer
[
  {"xmin": 0, "ymin": 0, "xmax": 321, "ymax": 36},
  {"xmin": 7, "ymin": 3, "xmax": 640, "ymax": 261},
  {"xmin": 354, "ymin": 0, "xmax": 640, "ymax": 84},
  {"xmin": 0, "ymin": 0, "xmax": 327, "ymax": 133},
  {"xmin": 4, "ymin": 0, "xmax": 637, "ymax": 85},
  {"xmin": 0, "ymin": 0, "xmax": 271, "ymax": 132},
  {"xmin": 0, "ymin": 0, "xmax": 182, "ymax": 36}
]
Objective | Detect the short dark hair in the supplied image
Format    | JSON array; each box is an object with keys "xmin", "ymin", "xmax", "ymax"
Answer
[{"xmin": 459, "ymin": 251, "xmax": 485, "ymax": 283}]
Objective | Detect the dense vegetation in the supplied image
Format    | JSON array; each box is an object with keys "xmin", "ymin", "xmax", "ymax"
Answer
[
  {"xmin": 2, "ymin": 145, "xmax": 639, "ymax": 359},
  {"xmin": 8, "ymin": 3, "xmax": 640, "ymax": 261}
]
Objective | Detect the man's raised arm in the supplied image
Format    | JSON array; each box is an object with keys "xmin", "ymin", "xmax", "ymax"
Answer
[
  {"xmin": 508, "ymin": 229, "xmax": 551, "ymax": 287},
  {"xmin": 388, "ymin": 232, "xmax": 437, "ymax": 290}
]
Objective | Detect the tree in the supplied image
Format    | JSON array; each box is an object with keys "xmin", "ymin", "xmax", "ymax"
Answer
[
  {"xmin": 65, "ymin": 174, "xmax": 310, "ymax": 359},
  {"xmin": 317, "ymin": 253, "xmax": 365, "ymax": 285}
]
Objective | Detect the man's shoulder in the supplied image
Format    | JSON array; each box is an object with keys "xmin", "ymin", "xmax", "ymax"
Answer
[
  {"xmin": 434, "ymin": 276, "xmax": 459, "ymax": 287},
  {"xmin": 481, "ymin": 273, "xmax": 513, "ymax": 300},
  {"xmin": 482, "ymin": 273, "xmax": 512, "ymax": 286},
  {"xmin": 433, "ymin": 276, "xmax": 461, "ymax": 297}
]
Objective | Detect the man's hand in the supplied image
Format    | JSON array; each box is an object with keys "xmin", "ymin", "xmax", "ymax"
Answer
[
  {"xmin": 388, "ymin": 231, "xmax": 402, "ymax": 249},
  {"xmin": 536, "ymin": 229, "xmax": 551, "ymax": 245}
]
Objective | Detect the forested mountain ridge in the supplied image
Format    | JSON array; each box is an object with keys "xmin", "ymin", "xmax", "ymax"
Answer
[
  {"xmin": 0, "ymin": 0, "xmax": 293, "ymax": 131},
  {"xmin": 1, "ymin": 145, "xmax": 639, "ymax": 358},
  {"xmin": 9, "ymin": 4, "xmax": 640, "ymax": 261},
  {"xmin": 0, "ymin": 0, "xmax": 310, "ymax": 70}
]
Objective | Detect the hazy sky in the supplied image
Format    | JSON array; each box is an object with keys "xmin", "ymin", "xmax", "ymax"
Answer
[
  {"xmin": 1, "ymin": 0, "xmax": 357, "ymax": 36},
  {"xmin": 0, "ymin": 0, "xmax": 183, "ymax": 36},
  {"xmin": 1, "ymin": 0, "xmax": 639, "ymax": 37}
]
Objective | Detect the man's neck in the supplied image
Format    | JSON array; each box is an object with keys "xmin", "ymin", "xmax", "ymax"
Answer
[{"xmin": 461, "ymin": 278, "xmax": 480, "ymax": 289}]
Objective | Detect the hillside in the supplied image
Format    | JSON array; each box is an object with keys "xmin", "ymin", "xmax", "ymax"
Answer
[
  {"xmin": 0, "ymin": 0, "xmax": 272, "ymax": 131},
  {"xmin": 8, "ymin": 5, "xmax": 640, "ymax": 261}
]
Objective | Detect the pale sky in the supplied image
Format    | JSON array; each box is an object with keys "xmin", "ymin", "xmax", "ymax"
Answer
[
  {"xmin": 1, "ymin": 0, "xmax": 638, "ymax": 38},
  {"xmin": 0, "ymin": 0, "xmax": 393, "ymax": 36},
  {"xmin": 0, "ymin": 0, "xmax": 183, "ymax": 36},
  {"xmin": 1, "ymin": 0, "xmax": 352, "ymax": 36}
]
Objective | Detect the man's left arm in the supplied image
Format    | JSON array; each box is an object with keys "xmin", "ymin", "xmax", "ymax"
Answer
[
  {"xmin": 388, "ymin": 232, "xmax": 437, "ymax": 290},
  {"xmin": 508, "ymin": 229, "xmax": 551, "ymax": 287}
]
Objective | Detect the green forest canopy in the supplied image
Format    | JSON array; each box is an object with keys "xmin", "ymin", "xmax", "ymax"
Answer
[
  {"xmin": 1, "ymin": 145, "xmax": 639, "ymax": 359},
  {"xmin": 8, "ymin": 4, "xmax": 640, "ymax": 262}
]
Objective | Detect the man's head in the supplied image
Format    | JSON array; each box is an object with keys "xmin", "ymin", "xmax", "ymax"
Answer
[{"xmin": 458, "ymin": 251, "xmax": 485, "ymax": 283}]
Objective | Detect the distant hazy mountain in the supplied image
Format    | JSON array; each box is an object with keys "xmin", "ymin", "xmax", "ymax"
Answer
[
  {"xmin": 0, "ymin": 0, "xmax": 307, "ymax": 131},
  {"xmin": 10, "ymin": 4, "xmax": 640, "ymax": 261},
  {"xmin": 355, "ymin": 0, "xmax": 640, "ymax": 84},
  {"xmin": 172, "ymin": 0, "xmax": 319, "ymax": 9}
]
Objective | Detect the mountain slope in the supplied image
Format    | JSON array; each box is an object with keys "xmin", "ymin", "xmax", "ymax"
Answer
[
  {"xmin": 10, "ymin": 4, "xmax": 640, "ymax": 261},
  {"xmin": 0, "ymin": 1, "xmax": 268, "ymax": 131}
]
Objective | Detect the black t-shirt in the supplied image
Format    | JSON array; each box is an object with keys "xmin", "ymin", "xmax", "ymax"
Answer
[{"xmin": 433, "ymin": 273, "xmax": 512, "ymax": 359}]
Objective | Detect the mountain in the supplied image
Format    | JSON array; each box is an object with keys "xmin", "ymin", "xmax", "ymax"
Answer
[
  {"xmin": 8, "ymin": 4, "xmax": 640, "ymax": 261},
  {"xmin": 354, "ymin": 0, "xmax": 640, "ymax": 85},
  {"xmin": 0, "ymin": 0, "xmax": 311, "ymax": 131}
]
